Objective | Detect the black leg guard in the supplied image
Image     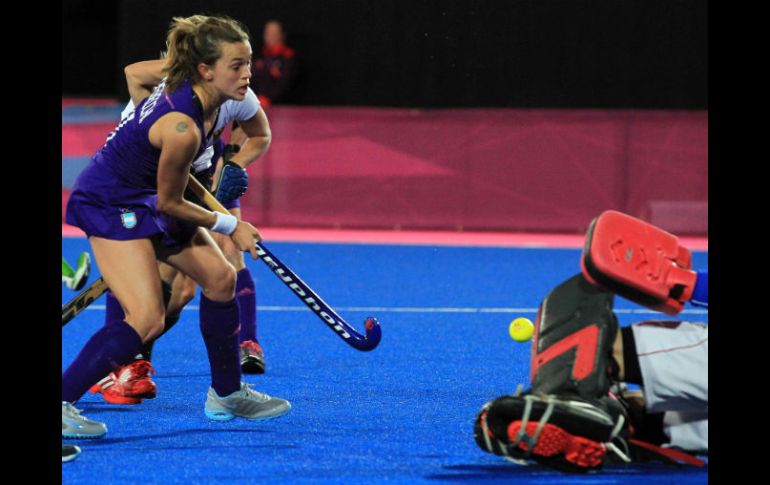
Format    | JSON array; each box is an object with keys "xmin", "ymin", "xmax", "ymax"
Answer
[
  {"xmin": 530, "ymin": 273, "xmax": 619, "ymax": 399},
  {"xmin": 474, "ymin": 273, "xmax": 629, "ymax": 472}
]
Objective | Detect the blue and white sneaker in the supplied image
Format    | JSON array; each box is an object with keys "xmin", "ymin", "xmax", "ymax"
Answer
[
  {"xmin": 205, "ymin": 383, "xmax": 291, "ymax": 421},
  {"xmin": 62, "ymin": 401, "xmax": 107, "ymax": 439}
]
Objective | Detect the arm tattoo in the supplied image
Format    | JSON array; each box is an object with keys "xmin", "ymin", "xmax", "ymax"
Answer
[{"xmin": 176, "ymin": 121, "xmax": 189, "ymax": 133}]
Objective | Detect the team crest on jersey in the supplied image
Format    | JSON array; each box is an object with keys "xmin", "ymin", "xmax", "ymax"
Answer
[{"xmin": 120, "ymin": 209, "xmax": 137, "ymax": 229}]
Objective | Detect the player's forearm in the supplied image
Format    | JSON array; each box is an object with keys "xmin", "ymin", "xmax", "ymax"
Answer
[
  {"xmin": 125, "ymin": 60, "xmax": 166, "ymax": 105},
  {"xmin": 230, "ymin": 134, "xmax": 271, "ymax": 169},
  {"xmin": 127, "ymin": 81, "xmax": 152, "ymax": 107},
  {"xmin": 156, "ymin": 164, "xmax": 215, "ymax": 228},
  {"xmin": 156, "ymin": 196, "xmax": 218, "ymax": 228}
]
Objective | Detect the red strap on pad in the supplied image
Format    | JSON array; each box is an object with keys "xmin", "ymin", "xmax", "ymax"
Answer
[
  {"xmin": 627, "ymin": 438, "xmax": 706, "ymax": 467},
  {"xmin": 581, "ymin": 211, "xmax": 697, "ymax": 315}
]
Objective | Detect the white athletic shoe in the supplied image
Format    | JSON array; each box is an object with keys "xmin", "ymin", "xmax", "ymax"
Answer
[
  {"xmin": 62, "ymin": 401, "xmax": 107, "ymax": 439},
  {"xmin": 204, "ymin": 382, "xmax": 291, "ymax": 421}
]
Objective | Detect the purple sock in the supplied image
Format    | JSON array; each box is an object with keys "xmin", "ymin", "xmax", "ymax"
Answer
[
  {"xmin": 236, "ymin": 268, "xmax": 258, "ymax": 343},
  {"xmin": 62, "ymin": 320, "xmax": 143, "ymax": 403},
  {"xmin": 105, "ymin": 291, "xmax": 126, "ymax": 326},
  {"xmin": 199, "ymin": 294, "xmax": 241, "ymax": 396},
  {"xmin": 107, "ymin": 290, "xmax": 151, "ymax": 359}
]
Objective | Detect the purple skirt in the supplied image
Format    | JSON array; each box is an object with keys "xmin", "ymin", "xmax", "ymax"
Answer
[{"xmin": 66, "ymin": 162, "xmax": 197, "ymax": 250}]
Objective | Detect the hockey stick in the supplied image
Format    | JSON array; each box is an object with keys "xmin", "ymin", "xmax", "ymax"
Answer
[
  {"xmin": 187, "ymin": 175, "xmax": 382, "ymax": 352},
  {"xmin": 62, "ymin": 253, "xmax": 91, "ymax": 291},
  {"xmin": 62, "ymin": 276, "xmax": 109, "ymax": 326}
]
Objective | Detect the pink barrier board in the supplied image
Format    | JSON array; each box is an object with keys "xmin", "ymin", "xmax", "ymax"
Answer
[{"xmin": 62, "ymin": 106, "xmax": 707, "ymax": 235}]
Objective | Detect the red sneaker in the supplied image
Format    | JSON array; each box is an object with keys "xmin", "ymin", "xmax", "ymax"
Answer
[
  {"xmin": 239, "ymin": 340, "xmax": 266, "ymax": 374},
  {"xmin": 89, "ymin": 359, "xmax": 157, "ymax": 405}
]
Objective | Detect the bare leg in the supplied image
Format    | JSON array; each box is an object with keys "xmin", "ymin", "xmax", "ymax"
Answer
[
  {"xmin": 133, "ymin": 262, "xmax": 197, "ymax": 363},
  {"xmin": 62, "ymin": 237, "xmax": 164, "ymax": 403},
  {"xmin": 90, "ymin": 237, "xmax": 165, "ymax": 341},
  {"xmin": 160, "ymin": 228, "xmax": 241, "ymax": 396},
  {"xmin": 158, "ymin": 261, "xmax": 198, "ymax": 317},
  {"xmin": 160, "ymin": 229, "xmax": 236, "ymax": 301}
]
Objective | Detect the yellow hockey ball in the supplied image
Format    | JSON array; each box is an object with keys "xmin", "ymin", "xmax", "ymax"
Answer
[{"xmin": 509, "ymin": 317, "xmax": 534, "ymax": 342}]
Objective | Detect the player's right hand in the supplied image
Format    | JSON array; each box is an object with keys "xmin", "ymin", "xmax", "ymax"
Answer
[{"xmin": 230, "ymin": 220, "xmax": 262, "ymax": 259}]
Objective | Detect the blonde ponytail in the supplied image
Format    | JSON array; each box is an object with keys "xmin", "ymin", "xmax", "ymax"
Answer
[{"xmin": 163, "ymin": 15, "xmax": 250, "ymax": 92}]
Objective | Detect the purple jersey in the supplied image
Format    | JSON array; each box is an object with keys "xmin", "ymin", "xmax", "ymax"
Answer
[
  {"xmin": 98, "ymin": 79, "xmax": 207, "ymax": 189},
  {"xmin": 66, "ymin": 79, "xmax": 207, "ymax": 246}
]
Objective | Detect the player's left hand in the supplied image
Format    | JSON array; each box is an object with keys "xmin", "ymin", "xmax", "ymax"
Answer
[{"xmin": 214, "ymin": 161, "xmax": 249, "ymax": 204}]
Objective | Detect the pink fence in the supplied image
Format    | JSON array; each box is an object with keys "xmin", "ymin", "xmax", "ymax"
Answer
[
  {"xmin": 62, "ymin": 106, "xmax": 708, "ymax": 234},
  {"xmin": 241, "ymin": 107, "xmax": 707, "ymax": 234}
]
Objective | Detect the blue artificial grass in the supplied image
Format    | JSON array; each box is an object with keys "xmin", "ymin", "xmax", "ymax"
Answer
[{"xmin": 62, "ymin": 238, "xmax": 707, "ymax": 484}]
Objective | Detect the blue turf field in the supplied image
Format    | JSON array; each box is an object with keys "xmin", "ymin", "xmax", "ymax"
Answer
[{"xmin": 62, "ymin": 237, "xmax": 708, "ymax": 484}]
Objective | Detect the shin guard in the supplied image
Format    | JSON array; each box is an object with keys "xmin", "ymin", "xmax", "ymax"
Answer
[
  {"xmin": 474, "ymin": 274, "xmax": 628, "ymax": 471},
  {"xmin": 530, "ymin": 273, "xmax": 619, "ymax": 399}
]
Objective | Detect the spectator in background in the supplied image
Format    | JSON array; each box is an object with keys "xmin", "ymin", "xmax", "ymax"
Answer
[{"xmin": 251, "ymin": 20, "xmax": 297, "ymax": 107}]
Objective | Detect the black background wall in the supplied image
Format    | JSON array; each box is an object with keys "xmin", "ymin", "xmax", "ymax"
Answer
[
  {"xmin": 62, "ymin": 0, "xmax": 119, "ymax": 97},
  {"xmin": 62, "ymin": 0, "xmax": 706, "ymax": 109}
]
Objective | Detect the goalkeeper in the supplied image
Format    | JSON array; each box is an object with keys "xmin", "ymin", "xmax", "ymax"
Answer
[{"xmin": 475, "ymin": 211, "xmax": 707, "ymax": 472}]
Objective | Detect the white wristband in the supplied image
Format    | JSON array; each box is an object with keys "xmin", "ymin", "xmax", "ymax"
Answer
[{"xmin": 211, "ymin": 212, "xmax": 238, "ymax": 235}]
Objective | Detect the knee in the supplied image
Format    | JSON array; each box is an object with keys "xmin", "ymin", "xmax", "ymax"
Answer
[
  {"xmin": 124, "ymin": 306, "xmax": 165, "ymax": 342},
  {"xmin": 178, "ymin": 278, "xmax": 198, "ymax": 307},
  {"xmin": 204, "ymin": 262, "xmax": 237, "ymax": 300}
]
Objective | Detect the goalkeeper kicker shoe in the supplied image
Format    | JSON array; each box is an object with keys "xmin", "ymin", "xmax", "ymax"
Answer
[
  {"xmin": 205, "ymin": 382, "xmax": 291, "ymax": 421},
  {"xmin": 89, "ymin": 359, "xmax": 157, "ymax": 404},
  {"xmin": 474, "ymin": 391, "xmax": 630, "ymax": 472}
]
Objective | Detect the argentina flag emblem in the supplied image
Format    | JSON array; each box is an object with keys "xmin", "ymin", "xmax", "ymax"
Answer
[{"xmin": 120, "ymin": 209, "xmax": 137, "ymax": 229}]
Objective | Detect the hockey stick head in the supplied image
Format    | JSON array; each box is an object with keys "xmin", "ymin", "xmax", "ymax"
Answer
[
  {"xmin": 184, "ymin": 175, "xmax": 384, "ymax": 352},
  {"xmin": 356, "ymin": 316, "xmax": 382, "ymax": 351}
]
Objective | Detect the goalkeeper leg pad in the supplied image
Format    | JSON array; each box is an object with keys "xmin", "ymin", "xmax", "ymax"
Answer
[{"xmin": 530, "ymin": 273, "xmax": 620, "ymax": 400}]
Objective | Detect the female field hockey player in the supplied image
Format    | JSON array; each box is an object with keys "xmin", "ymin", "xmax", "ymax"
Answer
[
  {"xmin": 63, "ymin": 14, "xmax": 291, "ymax": 423},
  {"xmin": 90, "ymin": 57, "xmax": 270, "ymax": 404}
]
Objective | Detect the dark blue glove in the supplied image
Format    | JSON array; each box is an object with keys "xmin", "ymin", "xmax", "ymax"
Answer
[
  {"xmin": 214, "ymin": 161, "xmax": 249, "ymax": 204},
  {"xmin": 690, "ymin": 270, "xmax": 708, "ymax": 307}
]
